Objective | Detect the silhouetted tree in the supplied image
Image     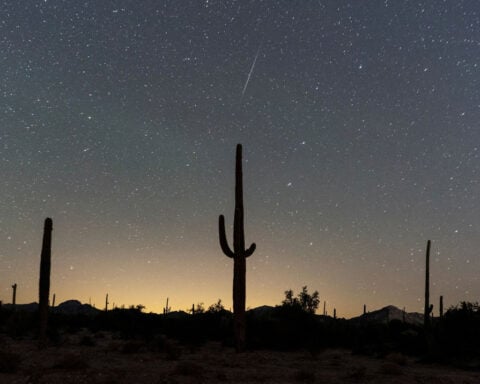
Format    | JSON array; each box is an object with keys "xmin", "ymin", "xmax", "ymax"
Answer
[
  {"xmin": 298, "ymin": 286, "xmax": 320, "ymax": 314},
  {"xmin": 282, "ymin": 289, "xmax": 299, "ymax": 307},
  {"xmin": 208, "ymin": 299, "xmax": 225, "ymax": 313},
  {"xmin": 282, "ymin": 286, "xmax": 320, "ymax": 314}
]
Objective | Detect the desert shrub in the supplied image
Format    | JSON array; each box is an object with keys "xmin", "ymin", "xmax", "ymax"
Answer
[
  {"xmin": 436, "ymin": 301, "xmax": 480, "ymax": 358},
  {"xmin": 247, "ymin": 306, "xmax": 319, "ymax": 350},
  {"xmin": 0, "ymin": 350, "xmax": 21, "ymax": 373},
  {"xmin": 207, "ymin": 299, "xmax": 225, "ymax": 313}
]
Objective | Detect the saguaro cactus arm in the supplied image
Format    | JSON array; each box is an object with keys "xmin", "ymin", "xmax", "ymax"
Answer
[
  {"xmin": 218, "ymin": 215, "xmax": 235, "ymax": 258},
  {"xmin": 245, "ymin": 243, "xmax": 256, "ymax": 257}
]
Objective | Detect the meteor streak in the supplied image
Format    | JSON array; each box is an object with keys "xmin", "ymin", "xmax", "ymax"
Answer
[{"xmin": 241, "ymin": 40, "xmax": 263, "ymax": 98}]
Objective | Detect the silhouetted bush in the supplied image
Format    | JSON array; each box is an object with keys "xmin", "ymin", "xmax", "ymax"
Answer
[
  {"xmin": 434, "ymin": 301, "xmax": 480, "ymax": 361},
  {"xmin": 3, "ymin": 299, "xmax": 480, "ymax": 365}
]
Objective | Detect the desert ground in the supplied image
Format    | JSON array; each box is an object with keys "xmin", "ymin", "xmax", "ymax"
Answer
[{"xmin": 1, "ymin": 331, "xmax": 479, "ymax": 384}]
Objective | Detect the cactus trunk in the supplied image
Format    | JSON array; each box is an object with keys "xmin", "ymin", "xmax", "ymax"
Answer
[
  {"xmin": 424, "ymin": 240, "xmax": 431, "ymax": 329},
  {"xmin": 218, "ymin": 144, "xmax": 256, "ymax": 352},
  {"xmin": 11, "ymin": 283, "xmax": 17, "ymax": 307},
  {"xmin": 440, "ymin": 295, "xmax": 443, "ymax": 318},
  {"xmin": 39, "ymin": 218, "xmax": 53, "ymax": 344}
]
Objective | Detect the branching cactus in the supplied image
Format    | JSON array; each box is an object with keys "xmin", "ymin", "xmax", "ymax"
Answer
[
  {"xmin": 39, "ymin": 218, "xmax": 53, "ymax": 344},
  {"xmin": 218, "ymin": 144, "xmax": 256, "ymax": 352}
]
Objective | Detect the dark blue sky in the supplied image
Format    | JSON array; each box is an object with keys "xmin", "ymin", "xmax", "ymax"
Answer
[{"xmin": 0, "ymin": 1, "xmax": 479, "ymax": 316}]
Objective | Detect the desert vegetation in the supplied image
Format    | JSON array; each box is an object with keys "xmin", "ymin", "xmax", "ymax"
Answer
[
  {"xmin": 2, "ymin": 145, "xmax": 480, "ymax": 383},
  {"xmin": 2, "ymin": 297, "xmax": 480, "ymax": 383}
]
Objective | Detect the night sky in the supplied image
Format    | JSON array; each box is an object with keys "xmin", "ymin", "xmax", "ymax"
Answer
[{"xmin": 1, "ymin": 1, "xmax": 479, "ymax": 318}]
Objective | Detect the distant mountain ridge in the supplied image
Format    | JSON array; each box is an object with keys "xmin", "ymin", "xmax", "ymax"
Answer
[
  {"xmin": 1, "ymin": 301, "xmax": 424, "ymax": 324},
  {"xmin": 350, "ymin": 305, "xmax": 424, "ymax": 325},
  {"xmin": 2, "ymin": 300, "xmax": 99, "ymax": 315},
  {"xmin": 53, "ymin": 300, "xmax": 100, "ymax": 315},
  {"xmin": 248, "ymin": 304, "xmax": 424, "ymax": 325}
]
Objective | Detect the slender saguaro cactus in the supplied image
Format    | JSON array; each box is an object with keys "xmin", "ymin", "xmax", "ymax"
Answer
[
  {"xmin": 333, "ymin": 308, "xmax": 337, "ymax": 319},
  {"xmin": 218, "ymin": 144, "xmax": 256, "ymax": 352},
  {"xmin": 363, "ymin": 304, "xmax": 366, "ymax": 315},
  {"xmin": 105, "ymin": 294, "xmax": 109, "ymax": 311},
  {"xmin": 424, "ymin": 240, "xmax": 432, "ymax": 329},
  {"xmin": 52, "ymin": 293, "xmax": 56, "ymax": 308},
  {"xmin": 163, "ymin": 297, "xmax": 170, "ymax": 314},
  {"xmin": 39, "ymin": 217, "xmax": 53, "ymax": 344},
  {"xmin": 11, "ymin": 283, "xmax": 17, "ymax": 307},
  {"xmin": 439, "ymin": 295, "xmax": 443, "ymax": 318}
]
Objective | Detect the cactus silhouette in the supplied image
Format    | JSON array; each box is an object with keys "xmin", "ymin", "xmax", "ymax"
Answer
[
  {"xmin": 218, "ymin": 144, "xmax": 256, "ymax": 352},
  {"xmin": 105, "ymin": 293, "xmax": 109, "ymax": 311},
  {"xmin": 11, "ymin": 283, "xmax": 17, "ymax": 307},
  {"xmin": 163, "ymin": 297, "xmax": 170, "ymax": 314},
  {"xmin": 39, "ymin": 218, "xmax": 53, "ymax": 344},
  {"xmin": 439, "ymin": 295, "xmax": 443, "ymax": 318},
  {"xmin": 424, "ymin": 240, "xmax": 431, "ymax": 329}
]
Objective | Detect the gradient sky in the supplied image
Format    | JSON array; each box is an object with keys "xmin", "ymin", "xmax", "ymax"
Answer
[{"xmin": 0, "ymin": 1, "xmax": 479, "ymax": 318}]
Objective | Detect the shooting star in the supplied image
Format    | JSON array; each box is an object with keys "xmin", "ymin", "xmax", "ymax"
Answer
[{"xmin": 241, "ymin": 39, "xmax": 263, "ymax": 98}]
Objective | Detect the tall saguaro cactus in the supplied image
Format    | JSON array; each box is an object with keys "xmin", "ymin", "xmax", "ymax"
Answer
[
  {"xmin": 39, "ymin": 218, "xmax": 53, "ymax": 344},
  {"xmin": 11, "ymin": 283, "xmax": 17, "ymax": 307},
  {"xmin": 218, "ymin": 144, "xmax": 256, "ymax": 352},
  {"xmin": 424, "ymin": 240, "xmax": 433, "ymax": 329}
]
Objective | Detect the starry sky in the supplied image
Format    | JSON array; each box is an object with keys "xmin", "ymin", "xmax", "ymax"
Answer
[{"xmin": 0, "ymin": 1, "xmax": 479, "ymax": 318}]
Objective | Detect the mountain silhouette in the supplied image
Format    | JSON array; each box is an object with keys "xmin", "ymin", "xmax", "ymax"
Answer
[
  {"xmin": 53, "ymin": 300, "xmax": 99, "ymax": 315},
  {"xmin": 351, "ymin": 305, "xmax": 423, "ymax": 325}
]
